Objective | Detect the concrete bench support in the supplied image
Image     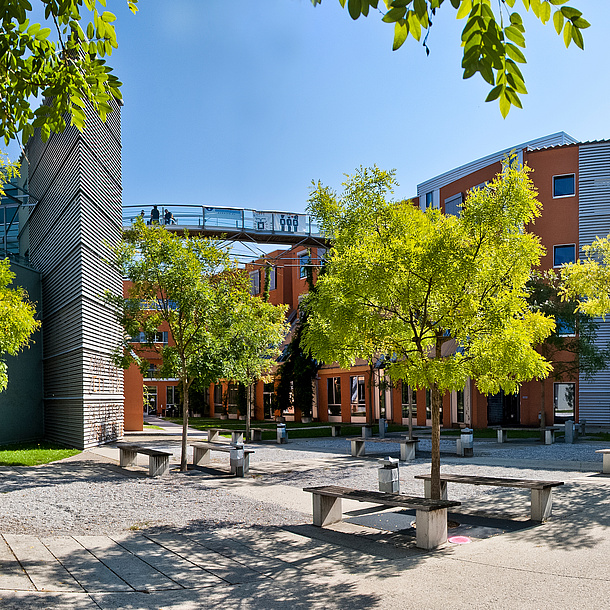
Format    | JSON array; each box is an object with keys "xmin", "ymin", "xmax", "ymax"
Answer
[
  {"xmin": 119, "ymin": 448, "xmax": 137, "ymax": 468},
  {"xmin": 208, "ymin": 429, "xmax": 244, "ymax": 444},
  {"xmin": 117, "ymin": 444, "xmax": 171, "ymax": 477},
  {"xmin": 595, "ymin": 449, "xmax": 610, "ymax": 474},
  {"xmin": 350, "ymin": 439, "xmax": 366, "ymax": 457},
  {"xmin": 191, "ymin": 442, "xmax": 253, "ymax": 477},
  {"xmin": 422, "ymin": 479, "xmax": 448, "ymax": 501},
  {"xmin": 531, "ymin": 487, "xmax": 553, "ymax": 522},
  {"xmin": 400, "ymin": 441, "xmax": 417, "ymax": 461},
  {"xmin": 415, "ymin": 508, "xmax": 448, "ymax": 551},
  {"xmin": 349, "ymin": 438, "xmax": 418, "ymax": 461},
  {"xmin": 149, "ymin": 454, "xmax": 170, "ymax": 477},
  {"xmin": 497, "ymin": 429, "xmax": 507, "ymax": 443},
  {"xmin": 312, "ymin": 494, "xmax": 343, "ymax": 527}
]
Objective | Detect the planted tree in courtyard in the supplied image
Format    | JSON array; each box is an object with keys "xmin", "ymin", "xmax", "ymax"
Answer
[
  {"xmin": 106, "ymin": 219, "xmax": 287, "ymax": 471},
  {"xmin": 527, "ymin": 270, "xmax": 609, "ymax": 428},
  {"xmin": 303, "ymin": 162, "xmax": 554, "ymax": 498}
]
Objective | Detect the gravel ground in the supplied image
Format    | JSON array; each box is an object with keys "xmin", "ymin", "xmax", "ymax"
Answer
[{"xmin": 0, "ymin": 435, "xmax": 605, "ymax": 537}]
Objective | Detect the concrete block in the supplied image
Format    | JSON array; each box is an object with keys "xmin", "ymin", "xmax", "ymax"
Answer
[
  {"xmin": 149, "ymin": 455, "xmax": 169, "ymax": 477},
  {"xmin": 351, "ymin": 440, "xmax": 365, "ymax": 457},
  {"xmin": 193, "ymin": 446, "xmax": 210, "ymax": 465},
  {"xmin": 531, "ymin": 488, "xmax": 553, "ymax": 522},
  {"xmin": 423, "ymin": 479, "xmax": 448, "ymax": 500},
  {"xmin": 400, "ymin": 442, "xmax": 416, "ymax": 461},
  {"xmin": 312, "ymin": 494, "xmax": 342, "ymax": 527},
  {"xmin": 415, "ymin": 508, "xmax": 448, "ymax": 550},
  {"xmin": 119, "ymin": 449, "xmax": 137, "ymax": 468}
]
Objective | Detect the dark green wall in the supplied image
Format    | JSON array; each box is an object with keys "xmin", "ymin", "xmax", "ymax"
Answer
[{"xmin": 0, "ymin": 261, "xmax": 43, "ymax": 445}]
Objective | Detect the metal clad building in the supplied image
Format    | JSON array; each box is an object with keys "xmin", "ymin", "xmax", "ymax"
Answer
[
  {"xmin": 24, "ymin": 100, "xmax": 124, "ymax": 448},
  {"xmin": 578, "ymin": 141, "xmax": 610, "ymax": 424}
]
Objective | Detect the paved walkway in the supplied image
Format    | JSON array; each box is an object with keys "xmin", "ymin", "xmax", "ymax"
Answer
[{"xmin": 1, "ymin": 436, "xmax": 610, "ymax": 608}]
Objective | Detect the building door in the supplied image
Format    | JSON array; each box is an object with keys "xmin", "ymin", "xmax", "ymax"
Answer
[
  {"xmin": 487, "ymin": 391, "xmax": 520, "ymax": 425},
  {"xmin": 263, "ymin": 383, "xmax": 274, "ymax": 420},
  {"xmin": 144, "ymin": 385, "xmax": 157, "ymax": 415}
]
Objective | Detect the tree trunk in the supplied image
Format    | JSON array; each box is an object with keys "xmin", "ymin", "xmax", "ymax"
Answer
[
  {"xmin": 181, "ymin": 377, "xmax": 189, "ymax": 472},
  {"xmin": 246, "ymin": 382, "xmax": 252, "ymax": 441},
  {"xmin": 540, "ymin": 379, "xmax": 546, "ymax": 432},
  {"xmin": 367, "ymin": 363, "xmax": 374, "ymax": 425},
  {"xmin": 430, "ymin": 382, "xmax": 442, "ymax": 499},
  {"xmin": 408, "ymin": 390, "xmax": 413, "ymax": 440}
]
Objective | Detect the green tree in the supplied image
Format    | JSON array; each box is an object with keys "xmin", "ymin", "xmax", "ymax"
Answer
[
  {"xmin": 312, "ymin": 0, "xmax": 589, "ymax": 117},
  {"xmin": 527, "ymin": 270, "xmax": 609, "ymax": 428},
  {"xmin": 561, "ymin": 237, "xmax": 610, "ymax": 318},
  {"xmin": 0, "ymin": 0, "xmax": 137, "ymax": 144},
  {"xmin": 106, "ymin": 219, "xmax": 286, "ymax": 471},
  {"xmin": 303, "ymin": 162, "xmax": 554, "ymax": 498}
]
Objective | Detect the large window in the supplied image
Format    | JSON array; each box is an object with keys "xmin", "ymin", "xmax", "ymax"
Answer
[
  {"xmin": 299, "ymin": 251, "xmax": 310, "ymax": 279},
  {"xmin": 425, "ymin": 388, "xmax": 442, "ymax": 421},
  {"xmin": 401, "ymin": 384, "xmax": 417, "ymax": 420},
  {"xmin": 350, "ymin": 376, "xmax": 366, "ymax": 416},
  {"xmin": 263, "ymin": 382, "xmax": 274, "ymax": 419},
  {"xmin": 227, "ymin": 383, "xmax": 239, "ymax": 415},
  {"xmin": 444, "ymin": 193, "xmax": 463, "ymax": 217},
  {"xmin": 268, "ymin": 266, "xmax": 276, "ymax": 291},
  {"xmin": 554, "ymin": 382, "xmax": 575, "ymax": 423},
  {"xmin": 553, "ymin": 174, "xmax": 575, "ymax": 198},
  {"xmin": 556, "ymin": 318, "xmax": 576, "ymax": 337},
  {"xmin": 425, "ymin": 191, "xmax": 434, "ymax": 209},
  {"xmin": 131, "ymin": 331, "xmax": 168, "ymax": 344},
  {"xmin": 250, "ymin": 270, "xmax": 260, "ymax": 295},
  {"xmin": 456, "ymin": 389, "xmax": 465, "ymax": 423},
  {"xmin": 166, "ymin": 386, "xmax": 178, "ymax": 409},
  {"xmin": 214, "ymin": 384, "xmax": 223, "ymax": 414},
  {"xmin": 554, "ymin": 244, "xmax": 576, "ymax": 267},
  {"xmin": 327, "ymin": 377, "xmax": 342, "ymax": 416}
]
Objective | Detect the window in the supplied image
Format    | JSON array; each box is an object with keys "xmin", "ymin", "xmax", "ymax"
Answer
[
  {"xmin": 425, "ymin": 388, "xmax": 442, "ymax": 420},
  {"xmin": 145, "ymin": 364, "xmax": 157, "ymax": 379},
  {"xmin": 350, "ymin": 376, "xmax": 366, "ymax": 416},
  {"xmin": 554, "ymin": 382, "xmax": 575, "ymax": 423},
  {"xmin": 130, "ymin": 331, "xmax": 168, "ymax": 344},
  {"xmin": 299, "ymin": 251, "xmax": 310, "ymax": 279},
  {"xmin": 556, "ymin": 318, "xmax": 576, "ymax": 337},
  {"xmin": 263, "ymin": 382, "xmax": 274, "ymax": 419},
  {"xmin": 250, "ymin": 270, "xmax": 260, "ymax": 295},
  {"xmin": 444, "ymin": 193, "xmax": 463, "ymax": 217},
  {"xmin": 425, "ymin": 191, "xmax": 434, "ymax": 209},
  {"xmin": 554, "ymin": 244, "xmax": 576, "ymax": 267},
  {"xmin": 214, "ymin": 384, "xmax": 223, "ymax": 414},
  {"xmin": 227, "ymin": 383, "xmax": 239, "ymax": 415},
  {"xmin": 456, "ymin": 389, "xmax": 465, "ymax": 423},
  {"xmin": 327, "ymin": 377, "xmax": 342, "ymax": 416},
  {"xmin": 553, "ymin": 174, "xmax": 575, "ymax": 198},
  {"xmin": 166, "ymin": 386, "xmax": 178, "ymax": 407},
  {"xmin": 268, "ymin": 266, "xmax": 276, "ymax": 291},
  {"xmin": 401, "ymin": 384, "xmax": 417, "ymax": 420}
]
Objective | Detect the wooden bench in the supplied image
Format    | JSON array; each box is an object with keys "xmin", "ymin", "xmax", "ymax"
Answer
[
  {"xmin": 490, "ymin": 426, "xmax": 560, "ymax": 445},
  {"xmin": 595, "ymin": 449, "xmax": 610, "ymax": 474},
  {"xmin": 116, "ymin": 442, "xmax": 172, "ymax": 477},
  {"xmin": 207, "ymin": 428, "xmax": 244, "ymax": 444},
  {"xmin": 191, "ymin": 442, "xmax": 255, "ymax": 476},
  {"xmin": 347, "ymin": 437, "xmax": 419, "ymax": 461},
  {"xmin": 303, "ymin": 485, "xmax": 460, "ymax": 550},
  {"xmin": 414, "ymin": 473, "xmax": 564, "ymax": 522}
]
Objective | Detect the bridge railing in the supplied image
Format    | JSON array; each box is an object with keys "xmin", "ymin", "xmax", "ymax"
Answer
[{"xmin": 122, "ymin": 204, "xmax": 322, "ymax": 237}]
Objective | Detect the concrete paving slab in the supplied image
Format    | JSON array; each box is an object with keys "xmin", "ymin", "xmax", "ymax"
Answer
[
  {"xmin": 3, "ymin": 534, "xmax": 84, "ymax": 592},
  {"xmin": 0, "ymin": 591, "xmax": 99, "ymax": 609},
  {"xmin": 73, "ymin": 535, "xmax": 182, "ymax": 591},
  {"xmin": 42, "ymin": 536, "xmax": 132, "ymax": 592},
  {"xmin": 109, "ymin": 533, "xmax": 220, "ymax": 589},
  {"xmin": 0, "ymin": 534, "xmax": 35, "ymax": 591},
  {"xmin": 144, "ymin": 532, "xmax": 266, "ymax": 585}
]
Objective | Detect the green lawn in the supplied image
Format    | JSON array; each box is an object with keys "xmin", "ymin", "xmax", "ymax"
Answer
[
  {"xmin": 0, "ymin": 441, "xmax": 81, "ymax": 466},
  {"xmin": 143, "ymin": 424, "xmax": 164, "ymax": 430}
]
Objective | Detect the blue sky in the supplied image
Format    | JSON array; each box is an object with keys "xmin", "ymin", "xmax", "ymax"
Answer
[{"xmin": 8, "ymin": 1, "xmax": 610, "ymax": 213}]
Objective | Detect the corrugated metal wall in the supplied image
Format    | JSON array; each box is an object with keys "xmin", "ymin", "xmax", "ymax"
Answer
[
  {"xmin": 25, "ymin": 100, "xmax": 124, "ymax": 448},
  {"xmin": 578, "ymin": 141, "xmax": 610, "ymax": 424}
]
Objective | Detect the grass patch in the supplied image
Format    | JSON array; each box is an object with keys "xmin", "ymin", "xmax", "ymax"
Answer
[
  {"xmin": 143, "ymin": 424, "xmax": 163, "ymax": 430},
  {"xmin": 588, "ymin": 432, "xmax": 610, "ymax": 442},
  {"xmin": 0, "ymin": 441, "xmax": 80, "ymax": 466}
]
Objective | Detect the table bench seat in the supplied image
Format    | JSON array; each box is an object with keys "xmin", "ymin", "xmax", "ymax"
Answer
[
  {"xmin": 414, "ymin": 473, "xmax": 564, "ymax": 522},
  {"xmin": 303, "ymin": 485, "xmax": 460, "ymax": 550},
  {"xmin": 207, "ymin": 428, "xmax": 245, "ymax": 444},
  {"xmin": 595, "ymin": 449, "xmax": 610, "ymax": 473},
  {"xmin": 347, "ymin": 436, "xmax": 419, "ymax": 461},
  {"xmin": 116, "ymin": 442, "xmax": 172, "ymax": 477},
  {"xmin": 191, "ymin": 441, "xmax": 255, "ymax": 477},
  {"xmin": 490, "ymin": 426, "xmax": 560, "ymax": 445}
]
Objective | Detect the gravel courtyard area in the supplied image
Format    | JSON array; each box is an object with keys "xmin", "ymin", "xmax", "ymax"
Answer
[{"xmin": 0, "ymin": 436, "xmax": 605, "ymax": 537}]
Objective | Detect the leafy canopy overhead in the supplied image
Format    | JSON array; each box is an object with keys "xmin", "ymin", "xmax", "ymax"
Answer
[
  {"xmin": 312, "ymin": 0, "xmax": 589, "ymax": 117},
  {"xmin": 0, "ymin": 0, "xmax": 138, "ymax": 145}
]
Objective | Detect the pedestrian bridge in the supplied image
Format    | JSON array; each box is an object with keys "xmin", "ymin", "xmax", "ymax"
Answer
[{"xmin": 122, "ymin": 204, "xmax": 328, "ymax": 247}]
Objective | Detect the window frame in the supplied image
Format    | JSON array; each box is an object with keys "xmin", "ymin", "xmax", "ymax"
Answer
[
  {"xmin": 553, "ymin": 243, "xmax": 576, "ymax": 268},
  {"xmin": 327, "ymin": 376, "xmax": 342, "ymax": 416},
  {"xmin": 350, "ymin": 375, "xmax": 366, "ymax": 416},
  {"xmin": 298, "ymin": 251, "xmax": 310, "ymax": 280},
  {"xmin": 552, "ymin": 173, "xmax": 576, "ymax": 199},
  {"xmin": 250, "ymin": 269, "xmax": 260, "ymax": 295}
]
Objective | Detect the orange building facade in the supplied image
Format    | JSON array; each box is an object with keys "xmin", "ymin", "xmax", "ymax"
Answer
[{"xmin": 124, "ymin": 132, "xmax": 610, "ymax": 430}]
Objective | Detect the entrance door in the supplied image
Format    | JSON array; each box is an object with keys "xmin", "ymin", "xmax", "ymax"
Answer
[
  {"xmin": 487, "ymin": 391, "xmax": 519, "ymax": 425},
  {"xmin": 145, "ymin": 385, "xmax": 158, "ymax": 415}
]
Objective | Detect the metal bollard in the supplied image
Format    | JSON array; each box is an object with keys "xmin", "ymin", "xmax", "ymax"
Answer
[
  {"xmin": 564, "ymin": 420, "xmax": 575, "ymax": 444},
  {"xmin": 379, "ymin": 418, "xmax": 386, "ymax": 439},
  {"xmin": 461, "ymin": 428, "xmax": 474, "ymax": 457},
  {"xmin": 276, "ymin": 423, "xmax": 287, "ymax": 444},
  {"xmin": 230, "ymin": 443, "xmax": 245, "ymax": 477},
  {"xmin": 378, "ymin": 457, "xmax": 399, "ymax": 493}
]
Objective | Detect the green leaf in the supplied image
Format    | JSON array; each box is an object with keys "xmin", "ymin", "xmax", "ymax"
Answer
[
  {"xmin": 571, "ymin": 26, "xmax": 584, "ymax": 50},
  {"xmin": 499, "ymin": 92, "xmax": 511, "ymax": 118},
  {"xmin": 393, "ymin": 21, "xmax": 409, "ymax": 50},
  {"xmin": 456, "ymin": 0, "xmax": 472, "ymax": 20},
  {"xmin": 101, "ymin": 11, "xmax": 116, "ymax": 23},
  {"xmin": 35, "ymin": 27, "xmax": 51, "ymax": 40},
  {"xmin": 505, "ymin": 43, "xmax": 526, "ymax": 63},
  {"xmin": 563, "ymin": 21, "xmax": 572, "ymax": 47},
  {"xmin": 553, "ymin": 10, "xmax": 564, "ymax": 34},
  {"xmin": 383, "ymin": 7, "xmax": 406, "ymax": 22},
  {"xmin": 539, "ymin": 1, "xmax": 551, "ymax": 24},
  {"xmin": 504, "ymin": 25, "xmax": 525, "ymax": 46},
  {"xmin": 413, "ymin": 0, "xmax": 426, "ymax": 18},
  {"xmin": 485, "ymin": 84, "xmax": 503, "ymax": 102},
  {"xmin": 560, "ymin": 6, "xmax": 582, "ymax": 20},
  {"xmin": 348, "ymin": 0, "xmax": 361, "ymax": 19},
  {"xmin": 407, "ymin": 10, "xmax": 421, "ymax": 41}
]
